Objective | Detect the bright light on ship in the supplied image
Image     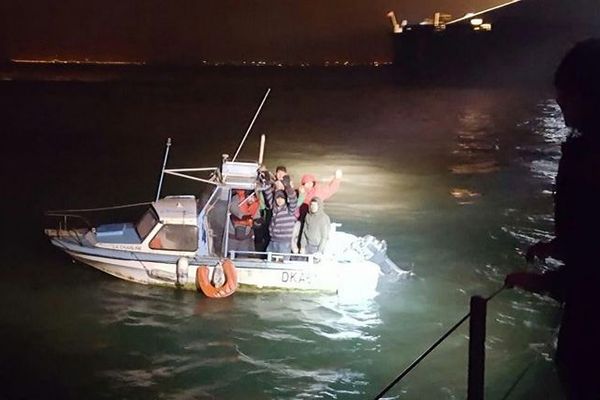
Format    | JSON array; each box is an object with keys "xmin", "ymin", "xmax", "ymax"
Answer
[{"xmin": 470, "ymin": 18, "xmax": 484, "ymax": 26}]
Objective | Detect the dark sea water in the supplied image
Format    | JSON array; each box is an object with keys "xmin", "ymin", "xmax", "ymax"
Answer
[{"xmin": 1, "ymin": 67, "xmax": 567, "ymax": 399}]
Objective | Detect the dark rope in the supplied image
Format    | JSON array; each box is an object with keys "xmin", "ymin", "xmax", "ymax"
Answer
[
  {"xmin": 499, "ymin": 358, "xmax": 537, "ymax": 400},
  {"xmin": 372, "ymin": 285, "xmax": 507, "ymax": 400},
  {"xmin": 46, "ymin": 201, "xmax": 152, "ymax": 214},
  {"xmin": 484, "ymin": 285, "xmax": 506, "ymax": 302},
  {"xmin": 372, "ymin": 312, "xmax": 471, "ymax": 399}
]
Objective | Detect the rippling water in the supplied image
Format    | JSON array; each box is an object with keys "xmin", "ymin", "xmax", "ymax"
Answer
[{"xmin": 1, "ymin": 69, "xmax": 569, "ymax": 399}]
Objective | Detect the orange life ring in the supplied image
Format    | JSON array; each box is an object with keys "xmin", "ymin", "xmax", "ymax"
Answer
[{"xmin": 196, "ymin": 259, "xmax": 238, "ymax": 298}]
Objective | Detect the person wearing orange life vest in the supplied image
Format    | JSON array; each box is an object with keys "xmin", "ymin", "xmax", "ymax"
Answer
[{"xmin": 228, "ymin": 189, "xmax": 262, "ymax": 254}]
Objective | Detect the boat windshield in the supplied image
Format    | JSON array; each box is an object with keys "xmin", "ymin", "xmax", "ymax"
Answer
[{"xmin": 135, "ymin": 208, "xmax": 159, "ymax": 239}]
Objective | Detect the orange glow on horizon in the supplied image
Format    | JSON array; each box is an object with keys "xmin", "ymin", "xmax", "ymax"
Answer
[{"xmin": 11, "ymin": 59, "xmax": 146, "ymax": 66}]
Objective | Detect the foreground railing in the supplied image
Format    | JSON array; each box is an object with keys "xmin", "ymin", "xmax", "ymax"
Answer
[
  {"xmin": 373, "ymin": 287, "xmax": 506, "ymax": 400},
  {"xmin": 229, "ymin": 250, "xmax": 317, "ymax": 264}
]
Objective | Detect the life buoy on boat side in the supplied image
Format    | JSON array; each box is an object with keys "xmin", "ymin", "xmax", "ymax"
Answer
[{"xmin": 196, "ymin": 259, "xmax": 238, "ymax": 298}]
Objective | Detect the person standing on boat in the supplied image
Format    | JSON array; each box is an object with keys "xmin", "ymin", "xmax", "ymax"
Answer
[
  {"xmin": 297, "ymin": 169, "xmax": 343, "ymax": 221},
  {"xmin": 254, "ymin": 165, "xmax": 274, "ymax": 252},
  {"xmin": 505, "ymin": 39, "xmax": 600, "ymax": 399},
  {"xmin": 255, "ymin": 165, "xmax": 291, "ymax": 252},
  {"xmin": 228, "ymin": 190, "xmax": 261, "ymax": 254},
  {"xmin": 273, "ymin": 165, "xmax": 288, "ymax": 187},
  {"xmin": 264, "ymin": 174, "xmax": 298, "ymax": 254},
  {"xmin": 300, "ymin": 197, "xmax": 330, "ymax": 255}
]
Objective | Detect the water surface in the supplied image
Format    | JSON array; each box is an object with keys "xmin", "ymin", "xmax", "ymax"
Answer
[{"xmin": 1, "ymin": 68, "xmax": 567, "ymax": 399}]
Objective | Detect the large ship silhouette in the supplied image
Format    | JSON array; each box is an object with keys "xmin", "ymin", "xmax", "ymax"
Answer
[{"xmin": 387, "ymin": 0, "xmax": 600, "ymax": 83}]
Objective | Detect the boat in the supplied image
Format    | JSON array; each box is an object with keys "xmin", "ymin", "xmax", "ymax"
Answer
[{"xmin": 44, "ymin": 92, "xmax": 406, "ymax": 297}]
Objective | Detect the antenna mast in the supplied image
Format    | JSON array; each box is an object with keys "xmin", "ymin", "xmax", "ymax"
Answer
[
  {"xmin": 232, "ymin": 88, "xmax": 271, "ymax": 162},
  {"xmin": 155, "ymin": 137, "xmax": 172, "ymax": 202}
]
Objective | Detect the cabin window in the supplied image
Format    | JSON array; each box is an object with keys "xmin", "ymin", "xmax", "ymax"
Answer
[
  {"xmin": 136, "ymin": 208, "xmax": 159, "ymax": 239},
  {"xmin": 149, "ymin": 225, "xmax": 198, "ymax": 251}
]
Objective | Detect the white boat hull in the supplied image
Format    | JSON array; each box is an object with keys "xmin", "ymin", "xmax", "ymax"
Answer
[{"xmin": 66, "ymin": 249, "xmax": 381, "ymax": 295}]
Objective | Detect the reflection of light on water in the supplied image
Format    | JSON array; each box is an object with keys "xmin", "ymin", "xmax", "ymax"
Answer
[
  {"xmin": 535, "ymin": 101, "xmax": 569, "ymax": 144},
  {"xmin": 237, "ymin": 347, "xmax": 367, "ymax": 382},
  {"xmin": 103, "ymin": 367, "xmax": 169, "ymax": 388},
  {"xmin": 448, "ymin": 105, "xmax": 500, "ymax": 206},
  {"xmin": 226, "ymin": 293, "xmax": 379, "ymax": 397},
  {"xmin": 520, "ymin": 99, "xmax": 569, "ymax": 183},
  {"xmin": 530, "ymin": 159, "xmax": 558, "ymax": 180},
  {"xmin": 502, "ymin": 99, "xmax": 568, "ymax": 262},
  {"xmin": 450, "ymin": 160, "xmax": 499, "ymax": 174},
  {"xmin": 450, "ymin": 188, "xmax": 481, "ymax": 205},
  {"xmin": 450, "ymin": 106, "xmax": 499, "ymax": 178},
  {"xmin": 246, "ymin": 293, "xmax": 382, "ymax": 335}
]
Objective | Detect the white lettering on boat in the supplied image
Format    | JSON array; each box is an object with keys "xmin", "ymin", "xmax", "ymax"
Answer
[
  {"xmin": 114, "ymin": 244, "xmax": 143, "ymax": 251},
  {"xmin": 281, "ymin": 271, "xmax": 312, "ymax": 285},
  {"xmin": 97, "ymin": 243, "xmax": 143, "ymax": 251}
]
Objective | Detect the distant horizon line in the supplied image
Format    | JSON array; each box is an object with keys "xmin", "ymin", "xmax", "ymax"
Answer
[{"xmin": 9, "ymin": 58, "xmax": 392, "ymax": 68}]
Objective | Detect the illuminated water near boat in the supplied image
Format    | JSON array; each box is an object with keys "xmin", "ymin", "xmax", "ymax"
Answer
[{"xmin": 1, "ymin": 70, "xmax": 569, "ymax": 399}]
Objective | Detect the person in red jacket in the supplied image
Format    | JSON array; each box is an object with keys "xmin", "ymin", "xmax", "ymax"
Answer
[{"xmin": 297, "ymin": 169, "xmax": 343, "ymax": 221}]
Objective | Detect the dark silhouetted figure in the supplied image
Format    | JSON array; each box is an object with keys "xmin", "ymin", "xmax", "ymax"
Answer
[{"xmin": 506, "ymin": 39, "xmax": 600, "ymax": 399}]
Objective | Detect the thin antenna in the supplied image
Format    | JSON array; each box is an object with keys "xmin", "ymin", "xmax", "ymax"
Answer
[
  {"xmin": 258, "ymin": 134, "xmax": 266, "ymax": 165},
  {"xmin": 155, "ymin": 137, "xmax": 172, "ymax": 202},
  {"xmin": 232, "ymin": 88, "xmax": 271, "ymax": 162}
]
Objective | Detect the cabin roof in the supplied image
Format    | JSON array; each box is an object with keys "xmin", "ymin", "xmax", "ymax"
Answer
[{"xmin": 153, "ymin": 196, "xmax": 197, "ymax": 225}]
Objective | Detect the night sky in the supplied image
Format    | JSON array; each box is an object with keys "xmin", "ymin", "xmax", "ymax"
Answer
[{"xmin": 1, "ymin": 1, "xmax": 502, "ymax": 64}]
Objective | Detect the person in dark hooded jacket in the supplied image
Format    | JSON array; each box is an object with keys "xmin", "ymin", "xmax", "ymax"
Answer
[{"xmin": 300, "ymin": 197, "xmax": 330, "ymax": 255}]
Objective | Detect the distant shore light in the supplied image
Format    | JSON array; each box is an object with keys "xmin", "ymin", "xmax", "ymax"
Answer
[{"xmin": 11, "ymin": 58, "xmax": 145, "ymax": 66}]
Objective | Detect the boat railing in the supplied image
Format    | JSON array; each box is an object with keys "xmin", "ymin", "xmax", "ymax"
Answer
[
  {"xmin": 229, "ymin": 250, "xmax": 316, "ymax": 264},
  {"xmin": 45, "ymin": 212, "xmax": 93, "ymax": 233},
  {"xmin": 372, "ymin": 286, "xmax": 511, "ymax": 400},
  {"xmin": 45, "ymin": 201, "xmax": 153, "ymax": 245},
  {"xmin": 45, "ymin": 201, "xmax": 152, "ymax": 230}
]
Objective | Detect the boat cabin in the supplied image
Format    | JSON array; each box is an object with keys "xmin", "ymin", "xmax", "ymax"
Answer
[
  {"xmin": 90, "ymin": 158, "xmax": 319, "ymax": 264},
  {"xmin": 94, "ymin": 160, "xmax": 290, "ymax": 260},
  {"xmin": 94, "ymin": 196, "xmax": 199, "ymax": 257}
]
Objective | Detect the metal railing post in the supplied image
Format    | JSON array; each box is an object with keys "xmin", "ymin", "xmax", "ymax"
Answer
[{"xmin": 467, "ymin": 295, "xmax": 487, "ymax": 400}]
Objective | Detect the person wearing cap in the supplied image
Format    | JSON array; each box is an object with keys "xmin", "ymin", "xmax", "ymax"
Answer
[
  {"xmin": 264, "ymin": 174, "xmax": 298, "ymax": 254},
  {"xmin": 300, "ymin": 197, "xmax": 330, "ymax": 255},
  {"xmin": 297, "ymin": 169, "xmax": 343, "ymax": 221}
]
